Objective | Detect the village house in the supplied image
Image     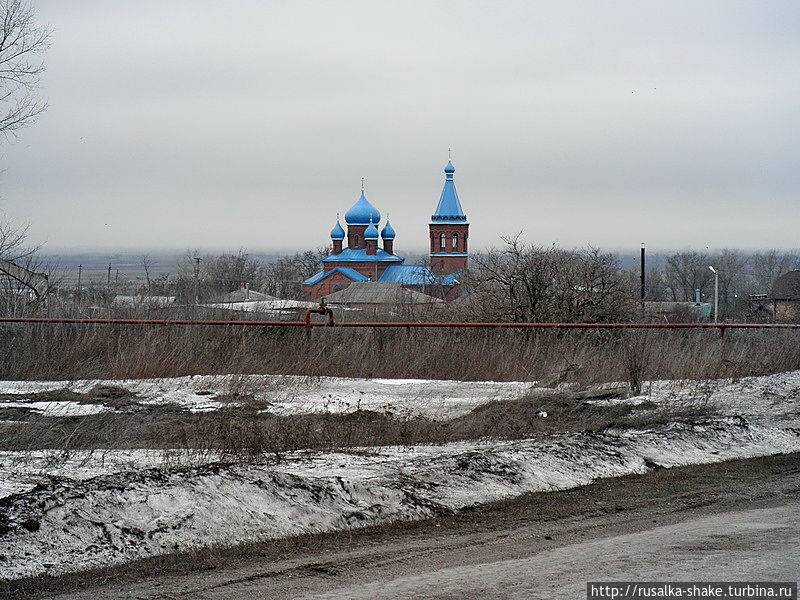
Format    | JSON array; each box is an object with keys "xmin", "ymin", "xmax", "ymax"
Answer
[{"xmin": 770, "ymin": 270, "xmax": 800, "ymax": 323}]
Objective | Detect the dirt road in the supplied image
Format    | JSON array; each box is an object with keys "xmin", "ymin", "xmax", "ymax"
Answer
[
  {"xmin": 12, "ymin": 453, "xmax": 800, "ymax": 600},
  {"xmin": 288, "ymin": 504, "xmax": 799, "ymax": 599}
]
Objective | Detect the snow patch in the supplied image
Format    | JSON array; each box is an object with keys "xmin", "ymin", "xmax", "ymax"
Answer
[
  {"xmin": 0, "ymin": 417, "xmax": 798, "ymax": 580},
  {"xmin": 0, "ymin": 375, "xmax": 535, "ymax": 419},
  {"xmin": 0, "ymin": 401, "xmax": 108, "ymax": 416}
]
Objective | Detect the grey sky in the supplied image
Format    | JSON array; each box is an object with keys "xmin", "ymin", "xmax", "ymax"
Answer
[{"xmin": 1, "ymin": 0, "xmax": 798, "ymax": 254}]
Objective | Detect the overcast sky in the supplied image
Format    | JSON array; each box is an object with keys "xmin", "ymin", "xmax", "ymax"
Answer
[{"xmin": 1, "ymin": 0, "xmax": 798, "ymax": 254}]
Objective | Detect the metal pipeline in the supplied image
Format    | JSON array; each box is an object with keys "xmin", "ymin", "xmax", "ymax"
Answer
[
  {"xmin": 305, "ymin": 306, "xmax": 335, "ymax": 327},
  {"xmin": 0, "ymin": 318, "xmax": 798, "ymax": 330}
]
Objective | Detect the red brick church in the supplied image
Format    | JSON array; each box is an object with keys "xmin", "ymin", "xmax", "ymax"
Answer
[{"xmin": 303, "ymin": 160, "xmax": 469, "ymax": 300}]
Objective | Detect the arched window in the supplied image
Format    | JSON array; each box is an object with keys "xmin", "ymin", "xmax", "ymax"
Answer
[
  {"xmin": 439, "ymin": 233, "xmax": 446, "ymax": 250},
  {"xmin": 452, "ymin": 233, "xmax": 459, "ymax": 250},
  {"xmin": 354, "ymin": 234, "xmax": 359, "ymax": 247}
]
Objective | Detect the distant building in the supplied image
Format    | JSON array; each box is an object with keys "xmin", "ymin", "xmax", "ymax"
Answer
[
  {"xmin": 112, "ymin": 295, "xmax": 176, "ymax": 308},
  {"xmin": 217, "ymin": 284, "xmax": 276, "ymax": 304},
  {"xmin": 322, "ymin": 281, "xmax": 443, "ymax": 310},
  {"xmin": 643, "ymin": 301, "xmax": 712, "ymax": 322},
  {"xmin": 746, "ymin": 294, "xmax": 772, "ymax": 323},
  {"xmin": 303, "ymin": 160, "xmax": 469, "ymax": 301},
  {"xmin": 770, "ymin": 270, "xmax": 800, "ymax": 322}
]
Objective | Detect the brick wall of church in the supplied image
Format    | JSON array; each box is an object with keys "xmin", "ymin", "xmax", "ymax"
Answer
[{"xmin": 429, "ymin": 223, "xmax": 469, "ymax": 275}]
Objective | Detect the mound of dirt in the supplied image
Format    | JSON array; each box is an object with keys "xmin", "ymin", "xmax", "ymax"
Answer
[{"xmin": 448, "ymin": 393, "xmax": 653, "ymax": 439}]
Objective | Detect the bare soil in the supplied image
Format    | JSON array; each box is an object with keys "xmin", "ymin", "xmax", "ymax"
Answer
[
  {"xmin": 4, "ymin": 452, "xmax": 799, "ymax": 600},
  {"xmin": 0, "ymin": 387, "xmax": 706, "ymax": 456}
]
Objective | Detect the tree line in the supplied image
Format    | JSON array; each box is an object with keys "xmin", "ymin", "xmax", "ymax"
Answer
[{"xmin": 464, "ymin": 236, "xmax": 799, "ymax": 323}]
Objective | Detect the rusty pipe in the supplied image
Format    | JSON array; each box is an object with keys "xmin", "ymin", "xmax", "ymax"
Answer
[{"xmin": 0, "ymin": 318, "xmax": 798, "ymax": 330}]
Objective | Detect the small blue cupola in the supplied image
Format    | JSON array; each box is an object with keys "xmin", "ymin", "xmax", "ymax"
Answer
[
  {"xmin": 345, "ymin": 189, "xmax": 381, "ymax": 225},
  {"xmin": 330, "ymin": 219, "xmax": 345, "ymax": 240},
  {"xmin": 364, "ymin": 218, "xmax": 379, "ymax": 239},
  {"xmin": 381, "ymin": 220, "xmax": 396, "ymax": 240},
  {"xmin": 432, "ymin": 160, "xmax": 467, "ymax": 222}
]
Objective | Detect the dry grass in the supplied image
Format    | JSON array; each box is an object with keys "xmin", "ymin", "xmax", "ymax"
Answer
[
  {"xmin": 0, "ymin": 324, "xmax": 788, "ymax": 460},
  {"xmin": 0, "ymin": 324, "xmax": 799, "ymax": 384}
]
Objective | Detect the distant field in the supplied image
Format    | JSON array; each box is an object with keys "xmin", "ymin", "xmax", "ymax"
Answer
[{"xmin": 40, "ymin": 252, "xmax": 283, "ymax": 285}]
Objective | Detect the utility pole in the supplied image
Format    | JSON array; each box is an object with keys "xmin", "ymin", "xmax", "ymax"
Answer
[
  {"xmin": 107, "ymin": 263, "xmax": 112, "ymax": 286},
  {"xmin": 193, "ymin": 257, "xmax": 202, "ymax": 305},
  {"xmin": 77, "ymin": 264, "xmax": 82, "ymax": 304},
  {"xmin": 708, "ymin": 265, "xmax": 719, "ymax": 323},
  {"xmin": 640, "ymin": 243, "xmax": 646, "ymax": 302}
]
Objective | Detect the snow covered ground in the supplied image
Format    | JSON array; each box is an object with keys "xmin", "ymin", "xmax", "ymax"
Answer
[
  {"xmin": 1, "ymin": 371, "xmax": 799, "ymax": 580},
  {"xmin": 0, "ymin": 449, "xmax": 216, "ymax": 499},
  {"xmin": 1, "ymin": 418, "xmax": 798, "ymax": 580},
  {"xmin": 2, "ymin": 370, "xmax": 799, "ymax": 424},
  {"xmin": 0, "ymin": 374, "xmax": 534, "ymax": 418}
]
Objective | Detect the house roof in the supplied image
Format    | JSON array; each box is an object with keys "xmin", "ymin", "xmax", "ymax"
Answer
[
  {"xmin": 771, "ymin": 270, "xmax": 800, "ymax": 300},
  {"xmin": 112, "ymin": 295, "xmax": 176, "ymax": 307},
  {"xmin": 303, "ymin": 267, "xmax": 370, "ymax": 286},
  {"xmin": 219, "ymin": 288, "xmax": 278, "ymax": 303},
  {"xmin": 431, "ymin": 160, "xmax": 467, "ymax": 223},
  {"xmin": 322, "ymin": 282, "xmax": 443, "ymax": 305},
  {"xmin": 320, "ymin": 247, "xmax": 404, "ymax": 264},
  {"xmin": 203, "ymin": 299, "xmax": 318, "ymax": 312}
]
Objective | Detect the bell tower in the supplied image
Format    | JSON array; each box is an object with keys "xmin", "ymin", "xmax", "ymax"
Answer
[{"xmin": 429, "ymin": 159, "xmax": 468, "ymax": 276}]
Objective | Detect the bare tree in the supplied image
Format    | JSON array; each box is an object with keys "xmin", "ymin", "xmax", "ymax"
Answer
[
  {"xmin": 170, "ymin": 249, "xmax": 270, "ymax": 303},
  {"xmin": 709, "ymin": 249, "xmax": 749, "ymax": 318},
  {"xmin": 664, "ymin": 251, "xmax": 712, "ymax": 302},
  {"xmin": 0, "ymin": 217, "xmax": 50, "ymax": 313},
  {"xmin": 750, "ymin": 250, "xmax": 799, "ymax": 295},
  {"xmin": 263, "ymin": 247, "xmax": 329, "ymax": 298},
  {"xmin": 467, "ymin": 235, "xmax": 635, "ymax": 323},
  {"xmin": 0, "ymin": 0, "xmax": 51, "ymax": 136},
  {"xmin": 0, "ymin": 217, "xmax": 38, "ymax": 259},
  {"xmin": 139, "ymin": 254, "xmax": 152, "ymax": 293}
]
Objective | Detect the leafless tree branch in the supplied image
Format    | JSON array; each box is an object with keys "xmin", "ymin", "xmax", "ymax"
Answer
[{"xmin": 0, "ymin": 0, "xmax": 50, "ymax": 136}]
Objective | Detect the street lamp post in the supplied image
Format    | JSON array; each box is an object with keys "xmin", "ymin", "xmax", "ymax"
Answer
[
  {"xmin": 193, "ymin": 257, "xmax": 202, "ymax": 305},
  {"xmin": 708, "ymin": 266, "xmax": 719, "ymax": 323}
]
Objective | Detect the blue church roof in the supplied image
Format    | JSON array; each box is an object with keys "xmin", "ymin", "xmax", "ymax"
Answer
[
  {"xmin": 381, "ymin": 220, "xmax": 396, "ymax": 240},
  {"xmin": 321, "ymin": 247, "xmax": 404, "ymax": 264},
  {"xmin": 330, "ymin": 220, "xmax": 345, "ymax": 240},
  {"xmin": 303, "ymin": 267, "xmax": 370, "ymax": 286},
  {"xmin": 364, "ymin": 219, "xmax": 379, "ymax": 239},
  {"xmin": 345, "ymin": 191, "xmax": 381, "ymax": 225},
  {"xmin": 431, "ymin": 161, "xmax": 468, "ymax": 223},
  {"xmin": 379, "ymin": 265, "xmax": 461, "ymax": 286}
]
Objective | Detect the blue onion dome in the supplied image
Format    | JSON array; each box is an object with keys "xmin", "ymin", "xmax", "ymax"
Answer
[
  {"xmin": 444, "ymin": 160, "xmax": 456, "ymax": 174},
  {"xmin": 330, "ymin": 219, "xmax": 345, "ymax": 240},
  {"xmin": 381, "ymin": 220, "xmax": 396, "ymax": 240},
  {"xmin": 344, "ymin": 190, "xmax": 381, "ymax": 225},
  {"xmin": 364, "ymin": 218, "xmax": 379, "ymax": 239}
]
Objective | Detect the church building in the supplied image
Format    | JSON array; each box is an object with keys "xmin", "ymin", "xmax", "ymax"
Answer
[{"xmin": 303, "ymin": 160, "xmax": 469, "ymax": 301}]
